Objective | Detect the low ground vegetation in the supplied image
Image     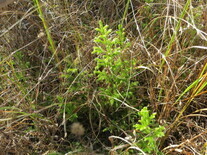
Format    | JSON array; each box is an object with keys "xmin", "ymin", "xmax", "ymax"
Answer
[{"xmin": 0, "ymin": 0, "xmax": 207, "ymax": 154}]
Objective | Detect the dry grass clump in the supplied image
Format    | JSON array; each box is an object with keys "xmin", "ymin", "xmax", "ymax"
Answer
[{"xmin": 0, "ymin": 0, "xmax": 207, "ymax": 154}]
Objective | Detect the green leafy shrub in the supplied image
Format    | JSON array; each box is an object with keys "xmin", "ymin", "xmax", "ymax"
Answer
[
  {"xmin": 92, "ymin": 21, "xmax": 137, "ymax": 107},
  {"xmin": 133, "ymin": 107, "xmax": 165, "ymax": 154}
]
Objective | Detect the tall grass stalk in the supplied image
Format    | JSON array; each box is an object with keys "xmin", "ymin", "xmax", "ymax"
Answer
[
  {"xmin": 121, "ymin": 0, "xmax": 130, "ymax": 26},
  {"xmin": 160, "ymin": 0, "xmax": 191, "ymax": 68},
  {"xmin": 161, "ymin": 59, "xmax": 207, "ymax": 146},
  {"xmin": 158, "ymin": 0, "xmax": 191, "ymax": 101},
  {"xmin": 33, "ymin": 0, "xmax": 62, "ymax": 71}
]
